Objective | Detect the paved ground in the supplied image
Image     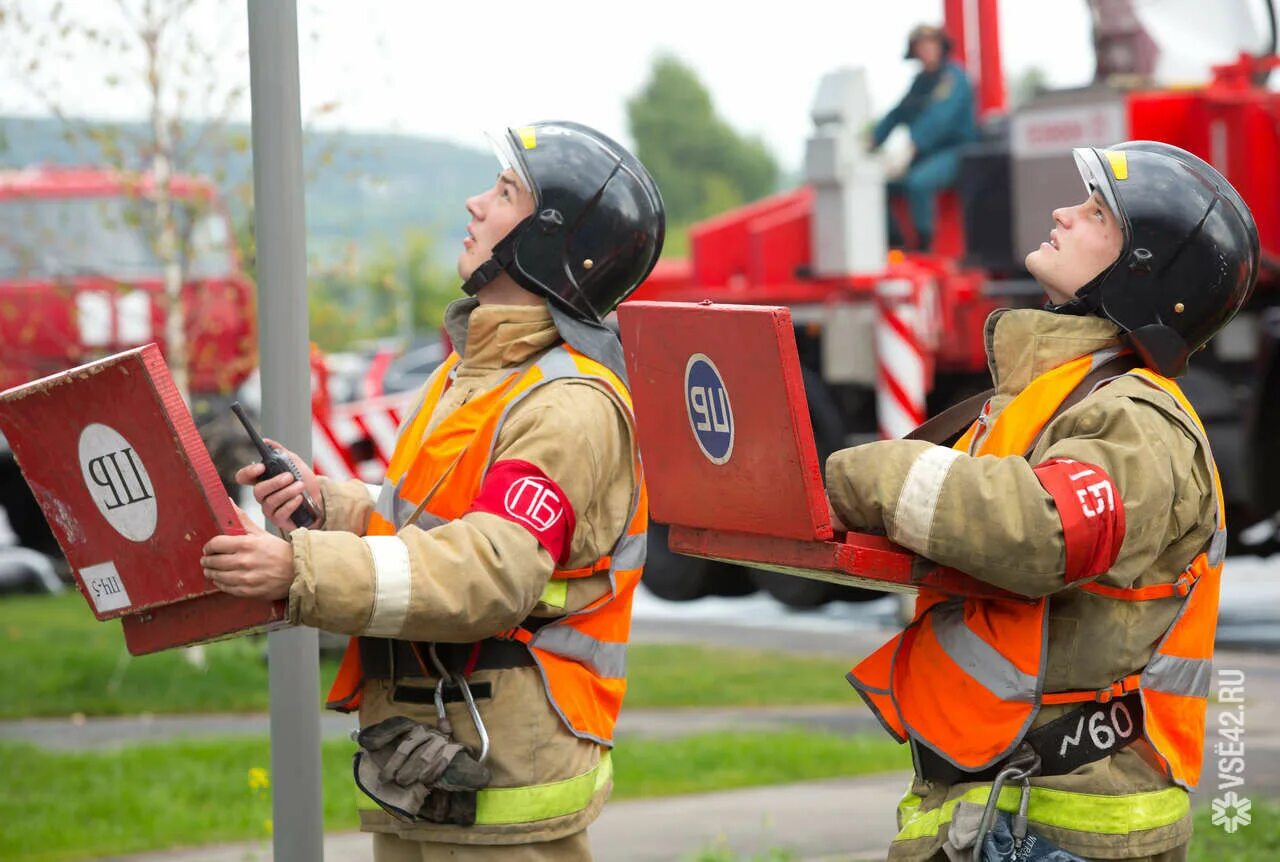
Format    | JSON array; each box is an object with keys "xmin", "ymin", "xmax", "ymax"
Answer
[{"xmin": 0, "ymin": 702, "xmax": 881, "ymax": 751}]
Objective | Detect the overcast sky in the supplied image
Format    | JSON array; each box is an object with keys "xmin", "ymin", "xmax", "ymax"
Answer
[{"xmin": 1, "ymin": 0, "xmax": 1273, "ymax": 172}]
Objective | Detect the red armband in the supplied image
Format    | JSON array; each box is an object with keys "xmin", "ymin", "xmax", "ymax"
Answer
[
  {"xmin": 1031, "ymin": 458, "xmax": 1126, "ymax": 584},
  {"xmin": 468, "ymin": 460, "xmax": 577, "ymax": 564}
]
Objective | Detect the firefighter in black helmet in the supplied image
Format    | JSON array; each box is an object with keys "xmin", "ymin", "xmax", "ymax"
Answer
[
  {"xmin": 466, "ymin": 121, "xmax": 665, "ymax": 324},
  {"xmin": 206, "ymin": 121, "xmax": 664, "ymax": 860},
  {"xmin": 1045, "ymin": 140, "xmax": 1260, "ymax": 376},
  {"xmin": 826, "ymin": 141, "xmax": 1258, "ymax": 860}
]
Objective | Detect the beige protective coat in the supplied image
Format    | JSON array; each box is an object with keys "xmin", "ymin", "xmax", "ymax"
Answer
[
  {"xmin": 287, "ymin": 302, "xmax": 637, "ymax": 855},
  {"xmin": 827, "ymin": 309, "xmax": 1215, "ymax": 861}
]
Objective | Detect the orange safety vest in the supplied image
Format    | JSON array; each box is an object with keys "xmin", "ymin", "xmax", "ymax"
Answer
[
  {"xmin": 326, "ymin": 344, "xmax": 648, "ymax": 747},
  {"xmin": 849, "ymin": 353, "xmax": 1224, "ymax": 789}
]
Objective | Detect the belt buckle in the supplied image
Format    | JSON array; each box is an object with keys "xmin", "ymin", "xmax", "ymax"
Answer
[{"xmin": 1097, "ymin": 676, "xmax": 1140, "ymax": 703}]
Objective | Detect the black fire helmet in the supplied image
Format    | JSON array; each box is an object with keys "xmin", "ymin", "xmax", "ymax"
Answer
[
  {"xmin": 462, "ymin": 121, "xmax": 665, "ymax": 324},
  {"xmin": 1050, "ymin": 140, "xmax": 1259, "ymax": 377}
]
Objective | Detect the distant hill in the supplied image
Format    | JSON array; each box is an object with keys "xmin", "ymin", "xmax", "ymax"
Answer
[{"xmin": 0, "ymin": 115, "xmax": 495, "ymax": 260}]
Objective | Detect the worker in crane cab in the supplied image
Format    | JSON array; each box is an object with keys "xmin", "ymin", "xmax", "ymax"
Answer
[
  {"xmin": 201, "ymin": 122, "xmax": 664, "ymax": 860},
  {"xmin": 825, "ymin": 142, "xmax": 1258, "ymax": 861},
  {"xmin": 870, "ymin": 23, "xmax": 978, "ymax": 252}
]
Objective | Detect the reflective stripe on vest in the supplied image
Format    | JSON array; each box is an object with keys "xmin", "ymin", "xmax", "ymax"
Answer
[
  {"xmin": 1123, "ymin": 368, "xmax": 1225, "ymax": 789},
  {"xmin": 894, "ymin": 780, "xmax": 1190, "ymax": 842},
  {"xmin": 357, "ymin": 750, "xmax": 613, "ymax": 826},
  {"xmin": 325, "ymin": 344, "xmax": 647, "ymax": 751},
  {"xmin": 849, "ymin": 352, "xmax": 1223, "ymax": 789}
]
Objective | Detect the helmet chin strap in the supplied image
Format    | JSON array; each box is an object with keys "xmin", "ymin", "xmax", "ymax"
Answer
[
  {"xmin": 1043, "ymin": 271, "xmax": 1107, "ymax": 317},
  {"xmin": 459, "ymin": 217, "xmax": 531, "ymax": 297}
]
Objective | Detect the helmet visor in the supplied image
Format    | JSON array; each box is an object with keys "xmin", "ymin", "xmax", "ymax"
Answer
[
  {"xmin": 1072, "ymin": 147, "xmax": 1128, "ymax": 236},
  {"xmin": 484, "ymin": 128, "xmax": 539, "ymax": 205}
]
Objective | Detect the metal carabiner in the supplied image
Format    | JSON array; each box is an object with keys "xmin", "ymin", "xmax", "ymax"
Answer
[
  {"xmin": 971, "ymin": 764, "xmax": 1021, "ymax": 862},
  {"xmin": 428, "ymin": 643, "xmax": 491, "ymax": 764},
  {"xmin": 970, "ymin": 746, "xmax": 1041, "ymax": 862},
  {"xmin": 1011, "ymin": 773, "xmax": 1032, "ymax": 847},
  {"xmin": 433, "ymin": 675, "xmax": 454, "ymax": 738}
]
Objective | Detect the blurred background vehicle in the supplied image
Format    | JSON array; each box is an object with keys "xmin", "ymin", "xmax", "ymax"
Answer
[
  {"xmin": 624, "ymin": 0, "xmax": 1280, "ymax": 606},
  {"xmin": 0, "ymin": 167, "xmax": 258, "ymax": 563}
]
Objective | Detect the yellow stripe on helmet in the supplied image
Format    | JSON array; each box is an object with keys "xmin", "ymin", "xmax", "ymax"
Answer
[{"xmin": 1106, "ymin": 151, "xmax": 1129, "ymax": 181}]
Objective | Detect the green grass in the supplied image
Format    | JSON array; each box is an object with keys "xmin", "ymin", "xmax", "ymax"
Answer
[
  {"xmin": 686, "ymin": 844, "xmax": 798, "ymax": 862},
  {"xmin": 0, "ymin": 737, "xmax": 360, "ymax": 861},
  {"xmin": 0, "ymin": 592, "xmax": 341, "ymax": 717},
  {"xmin": 1190, "ymin": 798, "xmax": 1280, "ymax": 861},
  {"xmin": 613, "ymin": 730, "xmax": 908, "ymax": 799},
  {"xmin": 0, "ymin": 730, "xmax": 906, "ymax": 862},
  {"xmin": 626, "ymin": 644, "xmax": 853, "ymax": 709},
  {"xmin": 0, "ymin": 593, "xmax": 857, "ymax": 717}
]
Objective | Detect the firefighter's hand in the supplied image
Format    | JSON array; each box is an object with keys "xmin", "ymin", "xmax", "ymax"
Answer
[
  {"xmin": 201, "ymin": 505, "xmax": 296, "ymax": 600},
  {"xmin": 235, "ymin": 438, "xmax": 323, "ymax": 532}
]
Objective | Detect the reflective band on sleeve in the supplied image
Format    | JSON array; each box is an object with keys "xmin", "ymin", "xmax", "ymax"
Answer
[
  {"xmin": 474, "ymin": 751, "xmax": 611, "ymax": 825},
  {"xmin": 931, "ymin": 603, "xmax": 1038, "ymax": 702},
  {"xmin": 533, "ymin": 626, "xmax": 627, "ymax": 678},
  {"xmin": 1144, "ymin": 653, "xmax": 1212, "ymax": 698},
  {"xmin": 362, "ymin": 536, "xmax": 412, "ymax": 637},
  {"xmin": 895, "ymin": 782, "xmax": 1188, "ymax": 841},
  {"xmin": 893, "ymin": 447, "xmax": 962, "ymax": 552}
]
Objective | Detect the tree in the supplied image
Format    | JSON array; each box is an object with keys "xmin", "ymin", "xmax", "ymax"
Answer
[
  {"xmin": 307, "ymin": 229, "xmax": 456, "ymax": 353},
  {"xmin": 627, "ymin": 54, "xmax": 779, "ymax": 227}
]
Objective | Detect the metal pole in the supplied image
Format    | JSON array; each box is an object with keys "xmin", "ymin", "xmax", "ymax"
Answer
[{"xmin": 246, "ymin": 2, "xmax": 324, "ymax": 859}]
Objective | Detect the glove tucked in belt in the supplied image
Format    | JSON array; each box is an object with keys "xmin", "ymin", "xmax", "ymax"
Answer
[{"xmin": 353, "ymin": 715, "xmax": 492, "ymax": 826}]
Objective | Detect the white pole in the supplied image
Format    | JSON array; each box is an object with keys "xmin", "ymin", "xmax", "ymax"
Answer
[{"xmin": 246, "ymin": 2, "xmax": 325, "ymax": 858}]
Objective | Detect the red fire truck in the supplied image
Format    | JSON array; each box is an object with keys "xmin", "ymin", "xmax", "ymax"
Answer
[
  {"xmin": 618, "ymin": 0, "xmax": 1280, "ymax": 606},
  {"xmin": 0, "ymin": 167, "xmax": 258, "ymax": 557}
]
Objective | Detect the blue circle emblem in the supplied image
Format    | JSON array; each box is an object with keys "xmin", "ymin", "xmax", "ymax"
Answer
[{"xmin": 684, "ymin": 353, "xmax": 734, "ymax": 465}]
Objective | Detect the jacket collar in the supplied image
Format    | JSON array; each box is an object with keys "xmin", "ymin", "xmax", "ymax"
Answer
[
  {"xmin": 443, "ymin": 297, "xmax": 560, "ymax": 371},
  {"xmin": 984, "ymin": 308, "xmax": 1123, "ymax": 398}
]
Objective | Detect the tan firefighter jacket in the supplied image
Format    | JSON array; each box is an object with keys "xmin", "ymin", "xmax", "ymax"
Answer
[
  {"xmin": 286, "ymin": 300, "xmax": 638, "ymax": 845},
  {"xmin": 826, "ymin": 308, "xmax": 1217, "ymax": 860}
]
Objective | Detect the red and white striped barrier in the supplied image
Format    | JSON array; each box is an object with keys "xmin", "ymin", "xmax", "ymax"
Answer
[
  {"xmin": 311, "ymin": 391, "xmax": 417, "ymax": 483},
  {"xmin": 875, "ymin": 277, "xmax": 936, "ymax": 439}
]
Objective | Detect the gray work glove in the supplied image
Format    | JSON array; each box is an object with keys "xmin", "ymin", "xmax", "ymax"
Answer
[{"xmin": 353, "ymin": 715, "xmax": 491, "ymax": 825}]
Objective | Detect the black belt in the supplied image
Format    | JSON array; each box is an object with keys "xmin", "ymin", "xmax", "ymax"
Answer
[
  {"xmin": 914, "ymin": 691, "xmax": 1145, "ymax": 785},
  {"xmin": 359, "ymin": 637, "xmax": 535, "ymax": 681}
]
